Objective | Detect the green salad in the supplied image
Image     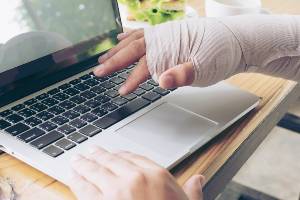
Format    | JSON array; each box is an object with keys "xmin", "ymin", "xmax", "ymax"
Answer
[{"xmin": 118, "ymin": 0, "xmax": 186, "ymax": 25}]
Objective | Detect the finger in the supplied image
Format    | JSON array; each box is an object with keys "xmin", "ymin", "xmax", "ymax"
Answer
[
  {"xmin": 71, "ymin": 154, "xmax": 116, "ymax": 191},
  {"xmin": 99, "ymin": 29, "xmax": 144, "ymax": 63},
  {"xmin": 115, "ymin": 151, "xmax": 162, "ymax": 170},
  {"xmin": 117, "ymin": 29, "xmax": 141, "ymax": 41},
  {"xmin": 158, "ymin": 62, "xmax": 195, "ymax": 89},
  {"xmin": 86, "ymin": 146, "xmax": 141, "ymax": 176},
  {"xmin": 118, "ymin": 56, "xmax": 150, "ymax": 95},
  {"xmin": 94, "ymin": 37, "xmax": 146, "ymax": 77},
  {"xmin": 183, "ymin": 175, "xmax": 205, "ymax": 200},
  {"xmin": 68, "ymin": 171, "xmax": 102, "ymax": 200}
]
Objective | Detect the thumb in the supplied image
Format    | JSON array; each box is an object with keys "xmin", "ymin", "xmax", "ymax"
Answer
[
  {"xmin": 158, "ymin": 62, "xmax": 195, "ymax": 89},
  {"xmin": 183, "ymin": 175, "xmax": 205, "ymax": 200}
]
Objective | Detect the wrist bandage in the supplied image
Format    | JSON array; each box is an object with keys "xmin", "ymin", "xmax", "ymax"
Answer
[{"xmin": 144, "ymin": 15, "xmax": 300, "ymax": 86}]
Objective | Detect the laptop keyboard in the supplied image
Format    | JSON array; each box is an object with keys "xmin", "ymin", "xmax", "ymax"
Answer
[{"xmin": 0, "ymin": 65, "xmax": 174, "ymax": 158}]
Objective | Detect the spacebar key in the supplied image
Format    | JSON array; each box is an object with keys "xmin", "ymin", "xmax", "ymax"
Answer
[{"xmin": 93, "ymin": 98, "xmax": 150, "ymax": 129}]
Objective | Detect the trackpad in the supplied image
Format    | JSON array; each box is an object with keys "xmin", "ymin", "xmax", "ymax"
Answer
[{"xmin": 116, "ymin": 103, "xmax": 218, "ymax": 156}]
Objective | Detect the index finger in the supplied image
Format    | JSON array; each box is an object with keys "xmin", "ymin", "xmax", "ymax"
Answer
[{"xmin": 93, "ymin": 38, "xmax": 146, "ymax": 77}]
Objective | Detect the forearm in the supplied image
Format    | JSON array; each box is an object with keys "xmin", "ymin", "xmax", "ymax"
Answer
[{"xmin": 144, "ymin": 15, "xmax": 300, "ymax": 86}]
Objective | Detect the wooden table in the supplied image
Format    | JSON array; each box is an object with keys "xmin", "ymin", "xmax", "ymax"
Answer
[{"xmin": 1, "ymin": 1, "xmax": 299, "ymax": 200}]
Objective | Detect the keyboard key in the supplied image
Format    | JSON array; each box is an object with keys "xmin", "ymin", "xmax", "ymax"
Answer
[
  {"xmin": 84, "ymin": 99, "xmax": 102, "ymax": 108},
  {"xmin": 47, "ymin": 88, "xmax": 61, "ymax": 95},
  {"xmin": 62, "ymin": 110, "xmax": 80, "ymax": 120},
  {"xmin": 118, "ymin": 72, "xmax": 129, "ymax": 80},
  {"xmin": 80, "ymin": 113, "xmax": 98, "ymax": 122},
  {"xmin": 30, "ymin": 103, "xmax": 48, "ymax": 112},
  {"xmin": 133, "ymin": 88, "xmax": 146, "ymax": 96},
  {"xmin": 5, "ymin": 123, "xmax": 30, "ymax": 136},
  {"xmin": 91, "ymin": 108, "xmax": 108, "ymax": 117},
  {"xmin": 55, "ymin": 139, "xmax": 76, "ymax": 150},
  {"xmin": 24, "ymin": 99, "xmax": 37, "ymax": 106},
  {"xmin": 70, "ymin": 118, "xmax": 87, "ymax": 129},
  {"xmin": 94, "ymin": 98, "xmax": 150, "ymax": 129},
  {"xmin": 153, "ymin": 87, "xmax": 170, "ymax": 96},
  {"xmin": 0, "ymin": 120, "xmax": 11, "ymax": 129},
  {"xmin": 43, "ymin": 145, "xmax": 64, "ymax": 157},
  {"xmin": 11, "ymin": 104, "xmax": 25, "ymax": 111},
  {"xmin": 36, "ymin": 93, "xmax": 49, "ymax": 100},
  {"xmin": 18, "ymin": 108, "xmax": 36, "ymax": 118},
  {"xmin": 51, "ymin": 116, "xmax": 69, "ymax": 126},
  {"xmin": 39, "ymin": 121, "xmax": 57, "ymax": 131},
  {"xmin": 148, "ymin": 79, "xmax": 159, "ymax": 86},
  {"xmin": 91, "ymin": 86, "xmax": 105, "ymax": 94},
  {"xmin": 81, "ymin": 91, "xmax": 96, "ymax": 99},
  {"xmin": 74, "ymin": 83, "xmax": 90, "ymax": 91},
  {"xmin": 42, "ymin": 98, "xmax": 59, "ymax": 107},
  {"xmin": 24, "ymin": 117, "xmax": 43, "ymax": 127},
  {"xmin": 93, "ymin": 76, "xmax": 108, "ymax": 82},
  {"xmin": 94, "ymin": 95, "xmax": 110, "ymax": 103},
  {"xmin": 48, "ymin": 106, "xmax": 65, "ymax": 115},
  {"xmin": 36, "ymin": 111, "xmax": 54, "ymax": 121},
  {"xmin": 100, "ymin": 81, "xmax": 115, "ymax": 89},
  {"xmin": 80, "ymin": 74, "xmax": 91, "ymax": 80},
  {"xmin": 69, "ymin": 95, "xmax": 86, "ymax": 104},
  {"xmin": 101, "ymin": 102, "xmax": 118, "ymax": 111},
  {"xmin": 30, "ymin": 130, "xmax": 64, "ymax": 149},
  {"xmin": 110, "ymin": 77, "xmax": 125, "ymax": 85},
  {"xmin": 17, "ymin": 127, "xmax": 45, "ymax": 143},
  {"xmin": 112, "ymin": 97, "xmax": 128, "ymax": 106},
  {"xmin": 0, "ymin": 110, "xmax": 13, "ymax": 117},
  {"xmin": 67, "ymin": 132, "xmax": 88, "ymax": 144},
  {"xmin": 64, "ymin": 88, "xmax": 79, "ymax": 96},
  {"xmin": 53, "ymin": 93, "xmax": 69, "ymax": 101},
  {"xmin": 139, "ymin": 83, "xmax": 154, "ymax": 91},
  {"xmin": 73, "ymin": 105, "xmax": 90, "ymax": 114},
  {"xmin": 69, "ymin": 79, "xmax": 81, "ymax": 85},
  {"xmin": 58, "ymin": 83, "xmax": 71, "ymax": 90},
  {"xmin": 59, "ymin": 100, "xmax": 76, "ymax": 109},
  {"xmin": 79, "ymin": 125, "xmax": 101, "ymax": 137},
  {"xmin": 107, "ymin": 72, "xmax": 118, "ymax": 78},
  {"xmin": 105, "ymin": 89, "xmax": 119, "ymax": 98},
  {"xmin": 84, "ymin": 79, "xmax": 99, "ymax": 87},
  {"xmin": 122, "ymin": 93, "xmax": 137, "ymax": 101},
  {"xmin": 142, "ymin": 92, "xmax": 161, "ymax": 102},
  {"xmin": 57, "ymin": 124, "xmax": 76, "ymax": 135},
  {"xmin": 6, "ymin": 114, "xmax": 24, "ymax": 123}
]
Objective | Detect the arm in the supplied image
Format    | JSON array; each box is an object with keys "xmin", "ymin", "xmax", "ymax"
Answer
[
  {"xmin": 94, "ymin": 15, "xmax": 300, "ymax": 93},
  {"xmin": 145, "ymin": 14, "xmax": 300, "ymax": 87}
]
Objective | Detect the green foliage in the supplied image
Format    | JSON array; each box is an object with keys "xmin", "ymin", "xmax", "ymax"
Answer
[{"xmin": 118, "ymin": 0, "xmax": 185, "ymax": 25}]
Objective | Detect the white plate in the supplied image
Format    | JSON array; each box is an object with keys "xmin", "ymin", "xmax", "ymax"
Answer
[{"xmin": 119, "ymin": 5, "xmax": 199, "ymax": 29}]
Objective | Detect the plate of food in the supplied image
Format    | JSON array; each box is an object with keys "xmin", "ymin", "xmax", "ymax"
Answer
[{"xmin": 118, "ymin": 0, "xmax": 199, "ymax": 29}]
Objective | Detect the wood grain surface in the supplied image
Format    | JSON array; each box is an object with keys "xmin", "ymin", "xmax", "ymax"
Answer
[{"xmin": 0, "ymin": 1, "xmax": 299, "ymax": 200}]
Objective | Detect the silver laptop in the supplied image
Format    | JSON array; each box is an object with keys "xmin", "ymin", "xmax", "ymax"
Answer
[{"xmin": 0, "ymin": 0, "xmax": 259, "ymax": 184}]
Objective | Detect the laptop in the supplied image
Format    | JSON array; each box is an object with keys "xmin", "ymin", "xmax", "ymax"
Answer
[{"xmin": 0, "ymin": 0, "xmax": 259, "ymax": 184}]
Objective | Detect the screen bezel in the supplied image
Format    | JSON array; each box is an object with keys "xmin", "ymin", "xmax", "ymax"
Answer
[{"xmin": 0, "ymin": 0, "xmax": 123, "ymax": 107}]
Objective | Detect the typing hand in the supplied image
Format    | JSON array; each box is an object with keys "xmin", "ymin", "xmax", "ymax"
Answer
[
  {"xmin": 68, "ymin": 146, "xmax": 204, "ymax": 200},
  {"xmin": 93, "ymin": 29, "xmax": 194, "ymax": 95}
]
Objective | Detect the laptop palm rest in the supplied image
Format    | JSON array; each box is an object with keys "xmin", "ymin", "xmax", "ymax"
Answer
[{"xmin": 116, "ymin": 103, "xmax": 218, "ymax": 157}]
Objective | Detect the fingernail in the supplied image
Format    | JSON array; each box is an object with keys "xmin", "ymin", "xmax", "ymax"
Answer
[
  {"xmin": 71, "ymin": 154, "xmax": 82, "ymax": 162},
  {"xmin": 117, "ymin": 33, "xmax": 127, "ymax": 40},
  {"xmin": 162, "ymin": 75, "xmax": 174, "ymax": 88},
  {"xmin": 100, "ymin": 54, "xmax": 108, "ymax": 62},
  {"xmin": 88, "ymin": 146, "xmax": 99, "ymax": 154},
  {"xmin": 94, "ymin": 64, "xmax": 105, "ymax": 76},
  {"xmin": 118, "ymin": 85, "xmax": 127, "ymax": 95}
]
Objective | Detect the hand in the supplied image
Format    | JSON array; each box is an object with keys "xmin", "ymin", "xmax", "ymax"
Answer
[
  {"xmin": 68, "ymin": 146, "xmax": 204, "ymax": 200},
  {"xmin": 93, "ymin": 29, "xmax": 195, "ymax": 95}
]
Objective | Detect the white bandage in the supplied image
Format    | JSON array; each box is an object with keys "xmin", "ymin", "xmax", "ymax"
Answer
[{"xmin": 144, "ymin": 15, "xmax": 300, "ymax": 86}]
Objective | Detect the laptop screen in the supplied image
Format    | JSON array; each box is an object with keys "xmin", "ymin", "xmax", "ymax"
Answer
[{"xmin": 0, "ymin": 0, "xmax": 122, "ymax": 106}]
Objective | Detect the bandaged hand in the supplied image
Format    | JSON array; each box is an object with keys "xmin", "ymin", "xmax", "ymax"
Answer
[{"xmin": 94, "ymin": 15, "xmax": 300, "ymax": 95}]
